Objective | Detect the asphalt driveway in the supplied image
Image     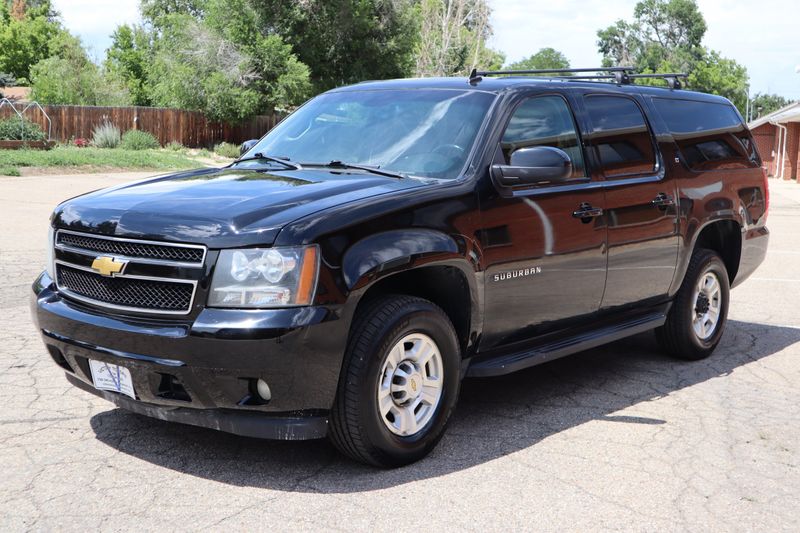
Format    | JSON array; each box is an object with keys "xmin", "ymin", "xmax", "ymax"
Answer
[{"xmin": 1, "ymin": 172, "xmax": 799, "ymax": 531}]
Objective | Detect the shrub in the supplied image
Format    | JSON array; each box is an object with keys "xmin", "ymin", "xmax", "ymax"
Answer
[
  {"xmin": 74, "ymin": 138, "xmax": 90, "ymax": 148},
  {"xmin": 91, "ymin": 122, "xmax": 121, "ymax": 148},
  {"xmin": 120, "ymin": 130, "xmax": 159, "ymax": 150},
  {"xmin": 213, "ymin": 142, "xmax": 241, "ymax": 159},
  {"xmin": 0, "ymin": 118, "xmax": 46, "ymax": 141},
  {"xmin": 166, "ymin": 141, "xmax": 184, "ymax": 151}
]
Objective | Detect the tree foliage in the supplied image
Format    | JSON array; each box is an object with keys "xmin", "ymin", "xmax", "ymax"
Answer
[
  {"xmin": 0, "ymin": 71, "xmax": 15, "ymax": 87},
  {"xmin": 105, "ymin": 24, "xmax": 153, "ymax": 106},
  {"xmin": 30, "ymin": 33, "xmax": 129, "ymax": 105},
  {"xmin": 246, "ymin": 0, "xmax": 419, "ymax": 91},
  {"xmin": 597, "ymin": 0, "xmax": 749, "ymax": 111},
  {"xmin": 131, "ymin": 1, "xmax": 312, "ymax": 121},
  {"xmin": 0, "ymin": 0, "xmax": 66, "ymax": 80},
  {"xmin": 413, "ymin": 0, "xmax": 503, "ymax": 77},
  {"xmin": 508, "ymin": 48, "xmax": 570, "ymax": 72},
  {"xmin": 750, "ymin": 93, "xmax": 792, "ymax": 119}
]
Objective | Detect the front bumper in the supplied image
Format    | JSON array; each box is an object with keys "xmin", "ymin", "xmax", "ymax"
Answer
[{"xmin": 31, "ymin": 272, "xmax": 348, "ymax": 440}]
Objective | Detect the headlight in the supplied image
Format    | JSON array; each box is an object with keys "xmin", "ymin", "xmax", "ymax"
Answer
[
  {"xmin": 45, "ymin": 226, "xmax": 55, "ymax": 279},
  {"xmin": 209, "ymin": 245, "xmax": 319, "ymax": 308}
]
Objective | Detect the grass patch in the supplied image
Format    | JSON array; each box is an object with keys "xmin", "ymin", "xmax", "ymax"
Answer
[
  {"xmin": 214, "ymin": 142, "xmax": 241, "ymax": 159},
  {"xmin": 0, "ymin": 146, "xmax": 203, "ymax": 174},
  {"xmin": 0, "ymin": 166, "xmax": 21, "ymax": 176}
]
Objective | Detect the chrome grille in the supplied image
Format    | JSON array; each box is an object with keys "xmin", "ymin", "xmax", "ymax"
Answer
[
  {"xmin": 53, "ymin": 230, "xmax": 205, "ymax": 315},
  {"xmin": 56, "ymin": 264, "xmax": 195, "ymax": 313},
  {"xmin": 56, "ymin": 230, "xmax": 205, "ymax": 265}
]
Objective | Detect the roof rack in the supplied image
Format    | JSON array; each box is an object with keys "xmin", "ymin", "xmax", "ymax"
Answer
[{"xmin": 468, "ymin": 67, "xmax": 688, "ymax": 89}]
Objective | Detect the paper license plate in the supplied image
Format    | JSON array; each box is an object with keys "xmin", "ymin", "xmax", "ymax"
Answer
[{"xmin": 89, "ymin": 360, "xmax": 136, "ymax": 399}]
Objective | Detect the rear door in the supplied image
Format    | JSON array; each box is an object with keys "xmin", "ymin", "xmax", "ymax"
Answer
[
  {"xmin": 579, "ymin": 93, "xmax": 679, "ymax": 308},
  {"xmin": 478, "ymin": 92, "xmax": 607, "ymax": 348}
]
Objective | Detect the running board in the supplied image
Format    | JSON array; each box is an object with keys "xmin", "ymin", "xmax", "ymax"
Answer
[{"xmin": 467, "ymin": 308, "xmax": 668, "ymax": 378}]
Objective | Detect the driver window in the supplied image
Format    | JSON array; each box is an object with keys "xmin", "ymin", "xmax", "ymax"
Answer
[{"xmin": 501, "ymin": 96, "xmax": 586, "ymax": 178}]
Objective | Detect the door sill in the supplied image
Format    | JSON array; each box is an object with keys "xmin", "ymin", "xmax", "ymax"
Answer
[{"xmin": 466, "ymin": 304, "xmax": 670, "ymax": 378}]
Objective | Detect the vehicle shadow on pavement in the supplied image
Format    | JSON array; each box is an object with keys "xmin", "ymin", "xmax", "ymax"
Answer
[{"xmin": 89, "ymin": 319, "xmax": 799, "ymax": 491}]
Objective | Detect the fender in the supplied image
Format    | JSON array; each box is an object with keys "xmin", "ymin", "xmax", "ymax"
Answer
[
  {"xmin": 340, "ymin": 229, "xmax": 484, "ymax": 355},
  {"xmin": 669, "ymin": 208, "xmax": 744, "ymax": 296},
  {"xmin": 342, "ymin": 229, "xmax": 461, "ymax": 289}
]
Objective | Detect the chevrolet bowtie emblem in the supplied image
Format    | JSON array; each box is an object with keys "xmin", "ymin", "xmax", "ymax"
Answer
[{"xmin": 91, "ymin": 256, "xmax": 127, "ymax": 277}]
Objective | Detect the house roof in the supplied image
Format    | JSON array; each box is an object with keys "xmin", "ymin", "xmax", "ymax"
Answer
[
  {"xmin": 748, "ymin": 100, "xmax": 800, "ymax": 129},
  {"xmin": 0, "ymin": 87, "xmax": 31, "ymax": 102}
]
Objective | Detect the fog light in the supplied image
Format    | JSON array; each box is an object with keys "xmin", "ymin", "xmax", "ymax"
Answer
[{"xmin": 256, "ymin": 378, "xmax": 271, "ymax": 401}]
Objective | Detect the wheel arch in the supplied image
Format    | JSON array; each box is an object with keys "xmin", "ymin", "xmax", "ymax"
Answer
[
  {"xmin": 675, "ymin": 219, "xmax": 742, "ymax": 292},
  {"xmin": 341, "ymin": 229, "xmax": 480, "ymax": 357}
]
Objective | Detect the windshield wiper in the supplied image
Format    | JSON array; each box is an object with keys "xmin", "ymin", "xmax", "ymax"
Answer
[
  {"xmin": 303, "ymin": 160, "xmax": 408, "ymax": 179},
  {"xmin": 235, "ymin": 153, "xmax": 302, "ymax": 171}
]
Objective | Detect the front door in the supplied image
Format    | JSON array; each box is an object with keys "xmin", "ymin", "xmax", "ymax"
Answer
[
  {"xmin": 478, "ymin": 93, "xmax": 608, "ymax": 349},
  {"xmin": 579, "ymin": 93, "xmax": 679, "ymax": 308}
]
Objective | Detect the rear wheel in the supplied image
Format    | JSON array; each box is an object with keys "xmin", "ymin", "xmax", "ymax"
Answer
[
  {"xmin": 657, "ymin": 248, "xmax": 730, "ymax": 360},
  {"xmin": 329, "ymin": 295, "xmax": 461, "ymax": 467}
]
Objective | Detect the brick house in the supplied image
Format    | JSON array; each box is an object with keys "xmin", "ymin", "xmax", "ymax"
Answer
[{"xmin": 748, "ymin": 102, "xmax": 800, "ymax": 181}]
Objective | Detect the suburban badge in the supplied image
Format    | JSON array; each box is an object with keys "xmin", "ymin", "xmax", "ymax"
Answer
[{"xmin": 493, "ymin": 266, "xmax": 542, "ymax": 282}]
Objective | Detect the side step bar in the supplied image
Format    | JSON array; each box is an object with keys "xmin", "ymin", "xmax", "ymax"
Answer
[{"xmin": 466, "ymin": 308, "xmax": 668, "ymax": 378}]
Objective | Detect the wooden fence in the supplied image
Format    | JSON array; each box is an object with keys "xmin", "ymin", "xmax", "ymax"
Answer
[{"xmin": 0, "ymin": 104, "xmax": 283, "ymax": 148}]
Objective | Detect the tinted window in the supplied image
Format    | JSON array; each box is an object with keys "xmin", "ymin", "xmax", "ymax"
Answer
[
  {"xmin": 501, "ymin": 96, "xmax": 585, "ymax": 178},
  {"xmin": 653, "ymin": 98, "xmax": 756, "ymax": 171},
  {"xmin": 584, "ymin": 95, "xmax": 656, "ymax": 177}
]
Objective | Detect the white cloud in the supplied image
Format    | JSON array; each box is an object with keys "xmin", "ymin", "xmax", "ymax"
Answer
[
  {"xmin": 52, "ymin": 0, "xmax": 140, "ymax": 60},
  {"xmin": 488, "ymin": 0, "xmax": 800, "ymax": 99}
]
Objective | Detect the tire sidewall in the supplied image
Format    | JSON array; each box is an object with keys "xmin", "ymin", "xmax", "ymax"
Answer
[
  {"xmin": 356, "ymin": 303, "xmax": 460, "ymax": 464},
  {"xmin": 685, "ymin": 255, "xmax": 730, "ymax": 351}
]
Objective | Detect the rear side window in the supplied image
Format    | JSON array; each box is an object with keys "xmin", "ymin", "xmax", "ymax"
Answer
[
  {"xmin": 653, "ymin": 98, "xmax": 756, "ymax": 171},
  {"xmin": 584, "ymin": 95, "xmax": 657, "ymax": 178},
  {"xmin": 501, "ymin": 95, "xmax": 586, "ymax": 178}
]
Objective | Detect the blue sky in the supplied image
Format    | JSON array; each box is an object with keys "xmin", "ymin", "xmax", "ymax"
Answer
[{"xmin": 52, "ymin": 0, "xmax": 800, "ymax": 99}]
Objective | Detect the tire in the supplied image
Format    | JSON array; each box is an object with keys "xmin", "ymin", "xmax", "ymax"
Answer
[
  {"xmin": 329, "ymin": 295, "xmax": 461, "ymax": 467},
  {"xmin": 657, "ymin": 248, "xmax": 730, "ymax": 360}
]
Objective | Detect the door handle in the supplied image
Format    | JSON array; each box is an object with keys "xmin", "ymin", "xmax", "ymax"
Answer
[
  {"xmin": 572, "ymin": 202, "xmax": 603, "ymax": 223},
  {"xmin": 652, "ymin": 192, "xmax": 675, "ymax": 207}
]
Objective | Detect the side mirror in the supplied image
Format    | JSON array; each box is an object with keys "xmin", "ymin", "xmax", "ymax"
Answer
[
  {"xmin": 491, "ymin": 146, "xmax": 573, "ymax": 187},
  {"xmin": 240, "ymin": 139, "xmax": 258, "ymax": 156}
]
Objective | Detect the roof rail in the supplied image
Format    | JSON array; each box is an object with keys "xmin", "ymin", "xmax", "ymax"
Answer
[{"xmin": 468, "ymin": 67, "xmax": 687, "ymax": 89}]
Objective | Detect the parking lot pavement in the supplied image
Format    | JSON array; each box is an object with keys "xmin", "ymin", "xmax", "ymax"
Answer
[{"xmin": 1, "ymin": 173, "xmax": 798, "ymax": 532}]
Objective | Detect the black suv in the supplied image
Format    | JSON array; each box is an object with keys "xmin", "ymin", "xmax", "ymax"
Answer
[{"xmin": 32, "ymin": 68, "xmax": 769, "ymax": 467}]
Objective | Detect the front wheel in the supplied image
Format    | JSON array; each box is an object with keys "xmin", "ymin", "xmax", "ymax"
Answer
[
  {"xmin": 657, "ymin": 248, "xmax": 730, "ymax": 360},
  {"xmin": 329, "ymin": 295, "xmax": 461, "ymax": 467}
]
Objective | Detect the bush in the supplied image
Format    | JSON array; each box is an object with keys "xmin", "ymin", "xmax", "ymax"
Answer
[
  {"xmin": 0, "ymin": 118, "xmax": 46, "ymax": 141},
  {"xmin": 166, "ymin": 141, "xmax": 184, "ymax": 151},
  {"xmin": 91, "ymin": 122, "xmax": 121, "ymax": 148},
  {"xmin": 74, "ymin": 138, "xmax": 89, "ymax": 148},
  {"xmin": 120, "ymin": 130, "xmax": 159, "ymax": 150},
  {"xmin": 213, "ymin": 142, "xmax": 241, "ymax": 159}
]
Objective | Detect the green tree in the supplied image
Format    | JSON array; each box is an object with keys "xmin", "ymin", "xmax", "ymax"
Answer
[
  {"xmin": 250, "ymin": 0, "xmax": 419, "ymax": 90},
  {"xmin": 508, "ymin": 47, "xmax": 570, "ymax": 72},
  {"xmin": 140, "ymin": 0, "xmax": 206, "ymax": 26},
  {"xmin": 30, "ymin": 33, "xmax": 129, "ymax": 105},
  {"xmin": 0, "ymin": 0, "xmax": 66, "ymax": 80},
  {"xmin": 105, "ymin": 24, "xmax": 153, "ymax": 106},
  {"xmin": 148, "ymin": 14, "xmax": 264, "ymax": 121},
  {"xmin": 750, "ymin": 93, "xmax": 792, "ymax": 119},
  {"xmin": 413, "ymin": 0, "xmax": 503, "ymax": 77},
  {"xmin": 597, "ymin": 0, "xmax": 749, "ymax": 111}
]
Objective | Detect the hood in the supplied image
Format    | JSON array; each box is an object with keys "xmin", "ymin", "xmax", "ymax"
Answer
[{"xmin": 52, "ymin": 166, "xmax": 427, "ymax": 248}]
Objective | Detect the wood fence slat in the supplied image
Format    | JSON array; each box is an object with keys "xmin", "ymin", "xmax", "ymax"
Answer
[{"xmin": 2, "ymin": 104, "xmax": 280, "ymax": 148}]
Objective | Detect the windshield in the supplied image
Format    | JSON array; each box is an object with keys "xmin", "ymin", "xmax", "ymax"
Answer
[{"xmin": 240, "ymin": 89, "xmax": 496, "ymax": 179}]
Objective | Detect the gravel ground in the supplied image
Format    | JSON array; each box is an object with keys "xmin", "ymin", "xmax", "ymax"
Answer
[{"xmin": 1, "ymin": 172, "xmax": 799, "ymax": 532}]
